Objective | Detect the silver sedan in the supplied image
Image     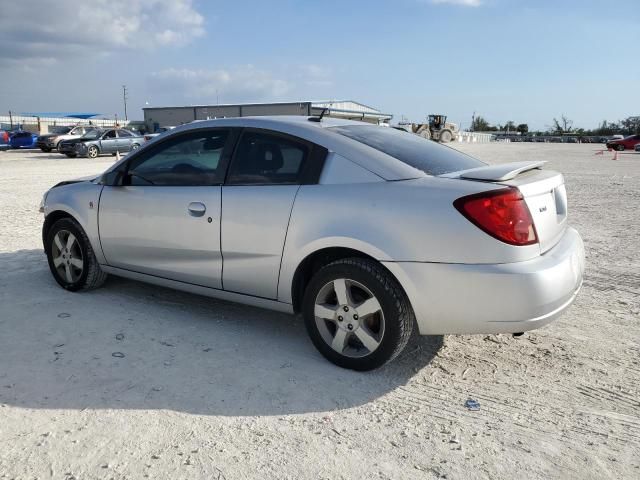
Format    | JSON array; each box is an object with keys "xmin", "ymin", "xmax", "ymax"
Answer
[{"xmin": 40, "ymin": 116, "xmax": 585, "ymax": 370}]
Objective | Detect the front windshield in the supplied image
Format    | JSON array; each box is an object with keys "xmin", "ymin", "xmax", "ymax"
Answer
[{"xmin": 82, "ymin": 130, "xmax": 102, "ymax": 140}]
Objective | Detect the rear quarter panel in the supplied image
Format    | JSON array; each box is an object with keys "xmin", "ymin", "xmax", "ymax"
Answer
[{"xmin": 277, "ymin": 177, "xmax": 541, "ymax": 303}]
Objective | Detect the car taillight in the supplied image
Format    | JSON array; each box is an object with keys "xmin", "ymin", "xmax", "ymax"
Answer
[{"xmin": 454, "ymin": 188, "xmax": 538, "ymax": 246}]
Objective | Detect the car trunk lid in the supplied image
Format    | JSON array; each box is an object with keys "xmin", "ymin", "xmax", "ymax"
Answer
[{"xmin": 443, "ymin": 161, "xmax": 568, "ymax": 253}]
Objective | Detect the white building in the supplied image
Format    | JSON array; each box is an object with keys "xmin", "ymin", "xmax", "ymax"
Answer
[{"xmin": 143, "ymin": 100, "xmax": 392, "ymax": 132}]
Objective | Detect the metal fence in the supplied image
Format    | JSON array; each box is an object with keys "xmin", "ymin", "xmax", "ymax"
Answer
[
  {"xmin": 457, "ymin": 131, "xmax": 494, "ymax": 143},
  {"xmin": 0, "ymin": 115, "xmax": 129, "ymax": 134}
]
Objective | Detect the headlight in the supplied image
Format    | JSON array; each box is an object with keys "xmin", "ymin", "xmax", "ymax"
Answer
[{"xmin": 39, "ymin": 190, "xmax": 49, "ymax": 213}]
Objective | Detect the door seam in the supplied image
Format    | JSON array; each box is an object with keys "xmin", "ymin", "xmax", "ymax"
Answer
[{"xmin": 275, "ymin": 184, "xmax": 302, "ymax": 301}]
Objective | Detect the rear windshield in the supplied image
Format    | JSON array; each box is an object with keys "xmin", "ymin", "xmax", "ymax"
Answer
[{"xmin": 329, "ymin": 125, "xmax": 486, "ymax": 175}]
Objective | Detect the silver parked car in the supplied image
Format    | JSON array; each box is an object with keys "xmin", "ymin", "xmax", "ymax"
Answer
[
  {"xmin": 37, "ymin": 125, "xmax": 100, "ymax": 152},
  {"xmin": 40, "ymin": 116, "xmax": 585, "ymax": 370},
  {"xmin": 70, "ymin": 128, "xmax": 143, "ymax": 158}
]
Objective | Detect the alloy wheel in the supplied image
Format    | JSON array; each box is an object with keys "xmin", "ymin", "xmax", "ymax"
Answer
[
  {"xmin": 51, "ymin": 230, "xmax": 84, "ymax": 283},
  {"xmin": 88, "ymin": 146, "xmax": 98, "ymax": 158},
  {"xmin": 314, "ymin": 278, "xmax": 385, "ymax": 358}
]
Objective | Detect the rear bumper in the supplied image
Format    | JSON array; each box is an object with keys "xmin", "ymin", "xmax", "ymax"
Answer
[
  {"xmin": 383, "ymin": 227, "xmax": 585, "ymax": 335},
  {"xmin": 37, "ymin": 140, "xmax": 56, "ymax": 148}
]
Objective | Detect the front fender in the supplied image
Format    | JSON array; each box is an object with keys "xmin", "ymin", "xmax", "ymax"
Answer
[{"xmin": 43, "ymin": 182, "xmax": 105, "ymax": 263}]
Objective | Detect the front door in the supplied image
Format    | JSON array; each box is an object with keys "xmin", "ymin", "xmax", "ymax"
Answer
[
  {"xmin": 99, "ymin": 128, "xmax": 232, "ymax": 289},
  {"xmin": 100, "ymin": 129, "xmax": 118, "ymax": 154}
]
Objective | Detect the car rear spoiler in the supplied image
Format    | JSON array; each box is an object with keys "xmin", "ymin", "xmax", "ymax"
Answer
[{"xmin": 441, "ymin": 161, "xmax": 547, "ymax": 182}]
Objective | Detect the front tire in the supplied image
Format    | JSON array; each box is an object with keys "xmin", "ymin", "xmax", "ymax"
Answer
[
  {"xmin": 41, "ymin": 147, "xmax": 51, "ymax": 153},
  {"xmin": 303, "ymin": 258, "xmax": 414, "ymax": 371},
  {"xmin": 87, "ymin": 145, "xmax": 99, "ymax": 158},
  {"xmin": 64, "ymin": 153, "xmax": 77, "ymax": 158},
  {"xmin": 616, "ymin": 144, "xmax": 625, "ymax": 151},
  {"xmin": 45, "ymin": 217, "xmax": 107, "ymax": 291}
]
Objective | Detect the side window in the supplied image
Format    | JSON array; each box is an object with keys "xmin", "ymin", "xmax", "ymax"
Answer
[
  {"xmin": 227, "ymin": 131, "xmax": 308, "ymax": 185},
  {"xmin": 117, "ymin": 130, "xmax": 132, "ymax": 138},
  {"xmin": 127, "ymin": 130, "xmax": 229, "ymax": 186},
  {"xmin": 104, "ymin": 130, "xmax": 117, "ymax": 139}
]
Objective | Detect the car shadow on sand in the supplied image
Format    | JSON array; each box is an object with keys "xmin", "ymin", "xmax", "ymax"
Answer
[{"xmin": 0, "ymin": 249, "xmax": 443, "ymax": 416}]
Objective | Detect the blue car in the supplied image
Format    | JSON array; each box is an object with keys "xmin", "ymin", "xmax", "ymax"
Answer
[{"xmin": 9, "ymin": 130, "xmax": 38, "ymax": 149}]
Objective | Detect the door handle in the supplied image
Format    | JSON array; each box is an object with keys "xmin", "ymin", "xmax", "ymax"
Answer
[{"xmin": 188, "ymin": 202, "xmax": 207, "ymax": 217}]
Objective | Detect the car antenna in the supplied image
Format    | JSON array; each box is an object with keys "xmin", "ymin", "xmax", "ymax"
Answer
[{"xmin": 308, "ymin": 107, "xmax": 328, "ymax": 122}]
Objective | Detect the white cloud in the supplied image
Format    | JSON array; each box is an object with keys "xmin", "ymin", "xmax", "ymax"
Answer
[
  {"xmin": 149, "ymin": 66, "xmax": 293, "ymax": 103},
  {"xmin": 300, "ymin": 64, "xmax": 334, "ymax": 88},
  {"xmin": 430, "ymin": 0, "xmax": 482, "ymax": 6},
  {"xmin": 0, "ymin": 0, "xmax": 204, "ymax": 64}
]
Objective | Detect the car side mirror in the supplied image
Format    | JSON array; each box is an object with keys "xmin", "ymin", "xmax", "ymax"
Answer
[{"xmin": 100, "ymin": 170, "xmax": 128, "ymax": 186}]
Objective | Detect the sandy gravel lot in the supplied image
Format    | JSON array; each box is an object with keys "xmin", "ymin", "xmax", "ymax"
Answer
[{"xmin": 0, "ymin": 144, "xmax": 639, "ymax": 479}]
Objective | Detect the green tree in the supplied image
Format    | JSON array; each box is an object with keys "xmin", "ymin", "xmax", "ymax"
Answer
[
  {"xmin": 552, "ymin": 115, "xmax": 573, "ymax": 134},
  {"xmin": 471, "ymin": 115, "xmax": 490, "ymax": 131},
  {"xmin": 504, "ymin": 121, "xmax": 516, "ymax": 133},
  {"xmin": 621, "ymin": 116, "xmax": 640, "ymax": 135},
  {"xmin": 516, "ymin": 123, "xmax": 529, "ymax": 134}
]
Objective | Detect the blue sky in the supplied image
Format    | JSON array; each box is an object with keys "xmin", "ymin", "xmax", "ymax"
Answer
[{"xmin": 0, "ymin": 0, "xmax": 638, "ymax": 130}]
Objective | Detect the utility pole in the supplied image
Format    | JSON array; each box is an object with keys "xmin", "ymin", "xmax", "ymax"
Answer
[{"xmin": 122, "ymin": 85, "xmax": 128, "ymax": 122}]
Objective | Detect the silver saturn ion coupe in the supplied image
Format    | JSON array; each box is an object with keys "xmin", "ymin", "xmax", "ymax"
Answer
[{"xmin": 41, "ymin": 116, "xmax": 585, "ymax": 370}]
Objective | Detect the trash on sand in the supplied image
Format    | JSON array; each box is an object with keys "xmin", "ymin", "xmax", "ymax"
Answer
[
  {"xmin": 115, "ymin": 333, "xmax": 125, "ymax": 341},
  {"xmin": 57, "ymin": 313, "xmax": 71, "ymax": 318},
  {"xmin": 111, "ymin": 352, "xmax": 125, "ymax": 358},
  {"xmin": 464, "ymin": 399, "xmax": 480, "ymax": 411}
]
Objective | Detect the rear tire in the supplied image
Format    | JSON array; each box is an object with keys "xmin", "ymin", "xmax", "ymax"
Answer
[
  {"xmin": 440, "ymin": 130, "xmax": 453, "ymax": 143},
  {"xmin": 41, "ymin": 147, "xmax": 51, "ymax": 153},
  {"xmin": 64, "ymin": 153, "xmax": 77, "ymax": 158},
  {"xmin": 45, "ymin": 217, "xmax": 107, "ymax": 292},
  {"xmin": 302, "ymin": 258, "xmax": 414, "ymax": 371}
]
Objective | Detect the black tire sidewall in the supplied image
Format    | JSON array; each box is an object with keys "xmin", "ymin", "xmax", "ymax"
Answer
[
  {"xmin": 303, "ymin": 259, "xmax": 407, "ymax": 371},
  {"xmin": 45, "ymin": 218, "xmax": 91, "ymax": 291}
]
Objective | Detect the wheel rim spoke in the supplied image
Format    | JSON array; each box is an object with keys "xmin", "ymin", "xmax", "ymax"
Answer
[
  {"xmin": 64, "ymin": 264, "xmax": 73, "ymax": 283},
  {"xmin": 53, "ymin": 255, "xmax": 64, "ymax": 267},
  {"xmin": 54, "ymin": 233, "xmax": 64, "ymax": 251},
  {"xmin": 69, "ymin": 257, "xmax": 83, "ymax": 269},
  {"xmin": 356, "ymin": 297, "xmax": 382, "ymax": 318},
  {"xmin": 66, "ymin": 233, "xmax": 77, "ymax": 251},
  {"xmin": 333, "ymin": 279, "xmax": 351, "ymax": 306},
  {"xmin": 314, "ymin": 304, "xmax": 337, "ymax": 320},
  {"xmin": 355, "ymin": 328, "xmax": 380, "ymax": 352},
  {"xmin": 331, "ymin": 329, "xmax": 348, "ymax": 353}
]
